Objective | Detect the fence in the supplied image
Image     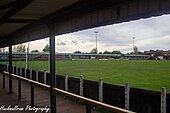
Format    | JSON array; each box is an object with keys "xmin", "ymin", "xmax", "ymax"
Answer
[{"xmin": 0, "ymin": 64, "xmax": 169, "ymax": 113}]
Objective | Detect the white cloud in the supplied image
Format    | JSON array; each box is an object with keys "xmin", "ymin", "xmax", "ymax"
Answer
[
  {"xmin": 27, "ymin": 14, "xmax": 170, "ymax": 53},
  {"xmin": 29, "ymin": 38, "xmax": 49, "ymax": 52}
]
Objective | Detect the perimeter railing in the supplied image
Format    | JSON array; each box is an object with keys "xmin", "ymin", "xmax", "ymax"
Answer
[{"xmin": 2, "ymin": 71, "xmax": 135, "ymax": 113}]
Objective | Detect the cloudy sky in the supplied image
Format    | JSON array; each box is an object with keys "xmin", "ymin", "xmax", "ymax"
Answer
[{"xmin": 27, "ymin": 14, "xmax": 170, "ymax": 53}]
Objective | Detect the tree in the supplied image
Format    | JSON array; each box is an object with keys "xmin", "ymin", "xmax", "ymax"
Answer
[
  {"xmin": 43, "ymin": 44, "xmax": 50, "ymax": 52},
  {"xmin": 130, "ymin": 52, "xmax": 134, "ymax": 54},
  {"xmin": 74, "ymin": 51, "xmax": 81, "ymax": 54},
  {"xmin": 103, "ymin": 51, "xmax": 112, "ymax": 54},
  {"xmin": 13, "ymin": 44, "xmax": 26, "ymax": 52},
  {"xmin": 112, "ymin": 50, "xmax": 122, "ymax": 54},
  {"xmin": 138, "ymin": 51, "xmax": 144, "ymax": 55},
  {"xmin": 133, "ymin": 46, "xmax": 138, "ymax": 54},
  {"xmin": 91, "ymin": 48, "xmax": 97, "ymax": 54},
  {"xmin": 103, "ymin": 50, "xmax": 122, "ymax": 54},
  {"xmin": 31, "ymin": 50, "xmax": 39, "ymax": 52}
]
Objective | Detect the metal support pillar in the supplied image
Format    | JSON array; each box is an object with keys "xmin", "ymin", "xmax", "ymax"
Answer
[
  {"xmin": 9, "ymin": 45, "xmax": 12, "ymax": 94},
  {"xmin": 30, "ymin": 69, "xmax": 32, "ymax": 80},
  {"xmin": 18, "ymin": 80, "xmax": 21, "ymax": 100},
  {"xmin": 80, "ymin": 75, "xmax": 84, "ymax": 96},
  {"xmin": 16, "ymin": 66, "xmax": 18, "ymax": 75},
  {"xmin": 125, "ymin": 83, "xmax": 130, "ymax": 110},
  {"xmin": 36, "ymin": 70, "xmax": 38, "ymax": 81},
  {"xmin": 25, "ymin": 68, "xmax": 27, "ymax": 78},
  {"xmin": 99, "ymin": 78, "xmax": 103, "ymax": 102},
  {"xmin": 20, "ymin": 67, "xmax": 22, "ymax": 76},
  {"xmin": 18, "ymin": 66, "xmax": 21, "ymax": 100},
  {"xmin": 65, "ymin": 74, "xmax": 68, "ymax": 91},
  {"xmin": 49, "ymin": 26, "xmax": 56, "ymax": 113},
  {"xmin": 86, "ymin": 103, "xmax": 91, "ymax": 113},
  {"xmin": 161, "ymin": 87, "xmax": 166, "ymax": 113},
  {"xmin": 31, "ymin": 84, "xmax": 34, "ymax": 107},
  {"xmin": 7, "ymin": 65, "xmax": 9, "ymax": 72},
  {"xmin": 44, "ymin": 70, "xmax": 47, "ymax": 84},
  {"xmin": 12, "ymin": 66, "xmax": 14, "ymax": 73},
  {"xmin": 3, "ymin": 73, "xmax": 5, "ymax": 89}
]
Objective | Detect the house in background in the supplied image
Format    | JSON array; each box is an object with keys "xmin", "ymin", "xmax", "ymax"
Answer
[{"xmin": 144, "ymin": 50, "xmax": 170, "ymax": 60}]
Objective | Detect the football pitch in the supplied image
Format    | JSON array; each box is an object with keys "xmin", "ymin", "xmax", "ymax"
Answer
[{"xmin": 1, "ymin": 60, "xmax": 170, "ymax": 92}]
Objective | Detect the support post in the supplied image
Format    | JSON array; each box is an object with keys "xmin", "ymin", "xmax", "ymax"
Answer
[
  {"xmin": 86, "ymin": 103, "xmax": 91, "ymax": 113},
  {"xmin": 99, "ymin": 78, "xmax": 103, "ymax": 102},
  {"xmin": 44, "ymin": 70, "xmax": 47, "ymax": 84},
  {"xmin": 12, "ymin": 66, "xmax": 14, "ymax": 74},
  {"xmin": 125, "ymin": 83, "xmax": 130, "ymax": 110},
  {"xmin": 18, "ymin": 66, "xmax": 21, "ymax": 100},
  {"xmin": 161, "ymin": 87, "xmax": 166, "ymax": 113},
  {"xmin": 3, "ymin": 72, "xmax": 5, "ymax": 89},
  {"xmin": 80, "ymin": 75, "xmax": 84, "ymax": 96},
  {"xmin": 7, "ymin": 65, "xmax": 9, "ymax": 72},
  {"xmin": 16, "ymin": 66, "xmax": 18, "ymax": 75},
  {"xmin": 31, "ymin": 84, "xmax": 34, "ymax": 107},
  {"xmin": 25, "ymin": 68, "xmax": 27, "ymax": 78},
  {"xmin": 65, "ymin": 74, "xmax": 68, "ymax": 91},
  {"xmin": 30, "ymin": 69, "xmax": 32, "ymax": 80},
  {"xmin": 20, "ymin": 67, "xmax": 22, "ymax": 76},
  {"xmin": 9, "ymin": 45, "xmax": 12, "ymax": 94},
  {"xmin": 49, "ymin": 25, "xmax": 56, "ymax": 113},
  {"xmin": 36, "ymin": 70, "xmax": 38, "ymax": 82},
  {"xmin": 18, "ymin": 67, "xmax": 20, "ymax": 75},
  {"xmin": 18, "ymin": 80, "xmax": 21, "ymax": 100}
]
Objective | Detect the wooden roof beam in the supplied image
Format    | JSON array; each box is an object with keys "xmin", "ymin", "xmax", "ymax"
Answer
[
  {"xmin": 0, "ymin": 0, "xmax": 34, "ymax": 25},
  {"xmin": 0, "ymin": 18, "xmax": 37, "ymax": 23},
  {"xmin": 0, "ymin": 1, "xmax": 18, "ymax": 11},
  {"xmin": 2, "ymin": 0, "xmax": 34, "ymax": 19}
]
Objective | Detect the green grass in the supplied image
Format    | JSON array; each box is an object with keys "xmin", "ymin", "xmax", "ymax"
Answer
[{"xmin": 1, "ymin": 60, "xmax": 170, "ymax": 92}]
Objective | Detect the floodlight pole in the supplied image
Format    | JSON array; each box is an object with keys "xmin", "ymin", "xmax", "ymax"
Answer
[{"xmin": 95, "ymin": 31, "xmax": 99, "ymax": 54}]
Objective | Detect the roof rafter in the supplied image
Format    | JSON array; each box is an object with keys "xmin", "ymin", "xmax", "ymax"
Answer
[
  {"xmin": 4, "ymin": 0, "xmax": 131, "ymax": 40},
  {"xmin": 2, "ymin": 0, "xmax": 34, "ymax": 19},
  {"xmin": 0, "ymin": 0, "xmax": 34, "ymax": 25},
  {"xmin": 0, "ymin": 1, "xmax": 18, "ymax": 11},
  {"xmin": 0, "ymin": 18, "xmax": 37, "ymax": 23}
]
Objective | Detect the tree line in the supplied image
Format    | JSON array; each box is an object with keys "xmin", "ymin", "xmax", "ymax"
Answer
[
  {"xmin": 12, "ymin": 44, "xmax": 49, "ymax": 53},
  {"xmin": 12, "ymin": 44, "xmax": 169, "ymax": 57},
  {"xmin": 12, "ymin": 44, "xmax": 140, "ymax": 54}
]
